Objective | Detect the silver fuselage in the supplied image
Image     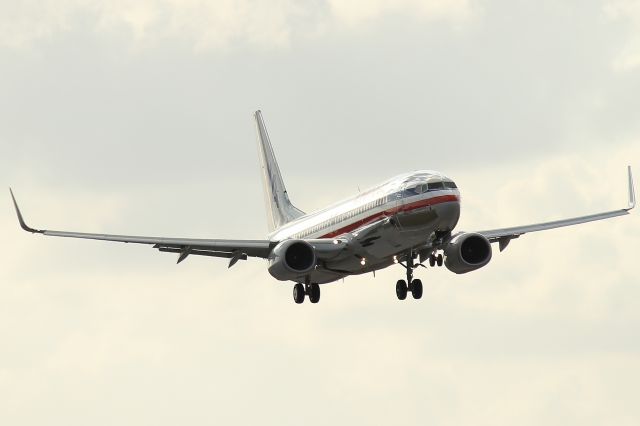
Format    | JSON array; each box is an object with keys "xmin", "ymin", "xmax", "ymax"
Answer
[{"xmin": 268, "ymin": 170, "xmax": 461, "ymax": 283}]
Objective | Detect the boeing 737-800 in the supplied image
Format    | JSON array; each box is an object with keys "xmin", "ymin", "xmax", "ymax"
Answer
[{"xmin": 10, "ymin": 111, "xmax": 636, "ymax": 304}]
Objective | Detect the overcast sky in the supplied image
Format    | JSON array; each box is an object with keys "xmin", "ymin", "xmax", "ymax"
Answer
[{"xmin": 1, "ymin": 1, "xmax": 640, "ymax": 425}]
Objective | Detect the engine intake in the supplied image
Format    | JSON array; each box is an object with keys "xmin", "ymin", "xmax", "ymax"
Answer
[
  {"xmin": 444, "ymin": 232, "xmax": 492, "ymax": 274},
  {"xmin": 268, "ymin": 240, "xmax": 317, "ymax": 281}
]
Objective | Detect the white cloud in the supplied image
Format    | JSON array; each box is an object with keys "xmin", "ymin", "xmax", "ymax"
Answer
[
  {"xmin": 0, "ymin": 0, "xmax": 74, "ymax": 49},
  {"xmin": 604, "ymin": 0, "xmax": 640, "ymax": 71},
  {"xmin": 327, "ymin": 0, "xmax": 475, "ymax": 27},
  {"xmin": 94, "ymin": 0, "xmax": 299, "ymax": 50},
  {"xmin": 0, "ymin": 0, "xmax": 476, "ymax": 51}
]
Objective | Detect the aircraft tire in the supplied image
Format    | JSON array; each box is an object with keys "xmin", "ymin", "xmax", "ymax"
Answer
[
  {"xmin": 309, "ymin": 283, "xmax": 320, "ymax": 304},
  {"xmin": 436, "ymin": 254, "xmax": 443, "ymax": 267},
  {"xmin": 411, "ymin": 279, "xmax": 423, "ymax": 299},
  {"xmin": 429, "ymin": 255, "xmax": 436, "ymax": 267},
  {"xmin": 293, "ymin": 283, "xmax": 305, "ymax": 304},
  {"xmin": 396, "ymin": 280, "xmax": 408, "ymax": 300}
]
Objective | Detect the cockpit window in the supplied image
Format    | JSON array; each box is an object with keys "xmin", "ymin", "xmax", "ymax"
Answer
[
  {"xmin": 401, "ymin": 175, "xmax": 456, "ymax": 197},
  {"xmin": 403, "ymin": 185, "xmax": 422, "ymax": 197},
  {"xmin": 428, "ymin": 181, "xmax": 445, "ymax": 190}
]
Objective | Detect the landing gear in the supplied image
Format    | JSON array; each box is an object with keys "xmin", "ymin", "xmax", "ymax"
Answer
[
  {"xmin": 411, "ymin": 279, "xmax": 423, "ymax": 299},
  {"xmin": 309, "ymin": 283, "xmax": 320, "ymax": 304},
  {"xmin": 293, "ymin": 283, "xmax": 305, "ymax": 304},
  {"xmin": 293, "ymin": 282, "xmax": 320, "ymax": 304},
  {"xmin": 397, "ymin": 251, "xmax": 423, "ymax": 301},
  {"xmin": 396, "ymin": 280, "xmax": 408, "ymax": 300},
  {"xmin": 396, "ymin": 248, "xmax": 442, "ymax": 300}
]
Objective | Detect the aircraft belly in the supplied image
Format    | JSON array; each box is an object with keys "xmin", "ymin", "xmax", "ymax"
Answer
[
  {"xmin": 395, "ymin": 206, "xmax": 438, "ymax": 228},
  {"xmin": 310, "ymin": 201, "xmax": 460, "ymax": 284},
  {"xmin": 395, "ymin": 200, "xmax": 460, "ymax": 233},
  {"xmin": 307, "ymin": 269, "xmax": 347, "ymax": 284},
  {"xmin": 370, "ymin": 201, "xmax": 460, "ymax": 257},
  {"xmin": 313, "ymin": 258, "xmax": 396, "ymax": 284}
]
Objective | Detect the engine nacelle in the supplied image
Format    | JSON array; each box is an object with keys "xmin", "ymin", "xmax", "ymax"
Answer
[
  {"xmin": 268, "ymin": 239, "xmax": 317, "ymax": 281},
  {"xmin": 443, "ymin": 232, "xmax": 492, "ymax": 274}
]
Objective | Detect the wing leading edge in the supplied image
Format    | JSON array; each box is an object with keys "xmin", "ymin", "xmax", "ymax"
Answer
[
  {"xmin": 9, "ymin": 189, "xmax": 275, "ymax": 265},
  {"xmin": 478, "ymin": 166, "xmax": 635, "ymax": 251}
]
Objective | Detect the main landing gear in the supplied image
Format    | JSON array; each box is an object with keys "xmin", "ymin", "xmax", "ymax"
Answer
[
  {"xmin": 396, "ymin": 251, "xmax": 443, "ymax": 301},
  {"xmin": 428, "ymin": 253, "xmax": 443, "ymax": 267},
  {"xmin": 293, "ymin": 282, "xmax": 320, "ymax": 304}
]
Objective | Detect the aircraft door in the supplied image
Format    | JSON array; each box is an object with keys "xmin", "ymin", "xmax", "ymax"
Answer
[{"xmin": 392, "ymin": 183, "xmax": 406, "ymax": 230}]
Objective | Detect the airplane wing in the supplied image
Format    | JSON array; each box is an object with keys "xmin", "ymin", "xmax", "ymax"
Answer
[
  {"xmin": 9, "ymin": 189, "xmax": 275, "ymax": 265},
  {"xmin": 477, "ymin": 166, "xmax": 635, "ymax": 251}
]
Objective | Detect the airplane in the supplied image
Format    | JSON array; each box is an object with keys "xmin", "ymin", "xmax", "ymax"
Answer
[{"xmin": 10, "ymin": 111, "xmax": 636, "ymax": 304}]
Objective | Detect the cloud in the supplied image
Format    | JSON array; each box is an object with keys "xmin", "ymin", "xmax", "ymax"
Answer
[
  {"xmin": 604, "ymin": 0, "xmax": 640, "ymax": 71},
  {"xmin": 0, "ymin": 0, "xmax": 476, "ymax": 51},
  {"xmin": 0, "ymin": 0, "xmax": 74, "ymax": 49},
  {"xmin": 94, "ymin": 0, "xmax": 302, "ymax": 50},
  {"xmin": 327, "ymin": 0, "xmax": 475, "ymax": 26}
]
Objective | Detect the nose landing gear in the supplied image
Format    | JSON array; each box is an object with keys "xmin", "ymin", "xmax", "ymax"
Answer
[
  {"xmin": 395, "ymin": 250, "xmax": 443, "ymax": 300},
  {"xmin": 396, "ymin": 280, "xmax": 408, "ymax": 300},
  {"xmin": 396, "ymin": 251, "xmax": 423, "ymax": 300}
]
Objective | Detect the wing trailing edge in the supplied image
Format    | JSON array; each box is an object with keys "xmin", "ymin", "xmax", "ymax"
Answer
[
  {"xmin": 478, "ymin": 166, "xmax": 635, "ymax": 249},
  {"xmin": 9, "ymin": 188, "xmax": 275, "ymax": 262}
]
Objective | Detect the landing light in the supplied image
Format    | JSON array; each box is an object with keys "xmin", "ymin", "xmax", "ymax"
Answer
[
  {"xmin": 360, "ymin": 258, "xmax": 366, "ymax": 266},
  {"xmin": 393, "ymin": 255, "xmax": 398, "ymax": 264}
]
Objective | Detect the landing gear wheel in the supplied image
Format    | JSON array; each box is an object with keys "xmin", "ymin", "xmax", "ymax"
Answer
[
  {"xmin": 429, "ymin": 255, "xmax": 436, "ymax": 267},
  {"xmin": 436, "ymin": 253, "xmax": 443, "ymax": 267},
  {"xmin": 309, "ymin": 283, "xmax": 320, "ymax": 304},
  {"xmin": 293, "ymin": 283, "xmax": 305, "ymax": 304},
  {"xmin": 411, "ymin": 279, "xmax": 423, "ymax": 299},
  {"xmin": 396, "ymin": 280, "xmax": 408, "ymax": 300}
]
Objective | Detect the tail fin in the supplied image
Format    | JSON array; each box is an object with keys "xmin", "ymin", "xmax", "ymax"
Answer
[{"xmin": 255, "ymin": 110, "xmax": 305, "ymax": 232}]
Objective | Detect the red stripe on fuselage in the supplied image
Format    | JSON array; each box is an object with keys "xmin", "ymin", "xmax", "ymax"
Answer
[{"xmin": 319, "ymin": 194, "xmax": 459, "ymax": 239}]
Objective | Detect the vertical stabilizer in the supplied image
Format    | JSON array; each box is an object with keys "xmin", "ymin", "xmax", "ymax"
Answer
[{"xmin": 255, "ymin": 110, "xmax": 305, "ymax": 232}]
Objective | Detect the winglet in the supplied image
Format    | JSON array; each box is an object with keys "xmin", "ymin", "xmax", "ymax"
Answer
[
  {"xmin": 9, "ymin": 188, "xmax": 43, "ymax": 233},
  {"xmin": 628, "ymin": 166, "xmax": 636, "ymax": 211}
]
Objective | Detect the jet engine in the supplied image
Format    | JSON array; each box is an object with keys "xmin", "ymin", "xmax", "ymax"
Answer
[
  {"xmin": 268, "ymin": 240, "xmax": 317, "ymax": 281},
  {"xmin": 443, "ymin": 232, "xmax": 492, "ymax": 274}
]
